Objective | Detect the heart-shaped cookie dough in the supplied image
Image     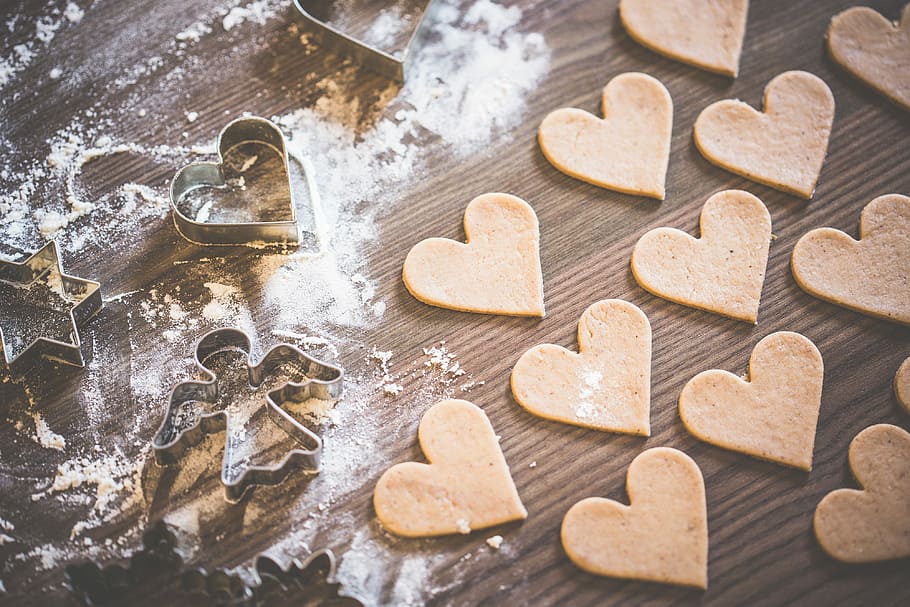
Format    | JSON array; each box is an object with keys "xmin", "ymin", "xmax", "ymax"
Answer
[
  {"xmin": 511, "ymin": 299, "xmax": 651, "ymax": 435},
  {"xmin": 631, "ymin": 189, "xmax": 771, "ymax": 323},
  {"xmin": 679, "ymin": 331, "xmax": 823, "ymax": 470},
  {"xmin": 538, "ymin": 73, "xmax": 673, "ymax": 200},
  {"xmin": 619, "ymin": 0, "xmax": 749, "ymax": 77},
  {"xmin": 897, "ymin": 357, "xmax": 910, "ymax": 415},
  {"xmin": 561, "ymin": 447, "xmax": 708, "ymax": 589},
  {"xmin": 828, "ymin": 4, "xmax": 910, "ymax": 112},
  {"xmin": 694, "ymin": 71, "xmax": 835, "ymax": 199},
  {"xmin": 791, "ymin": 194, "xmax": 910, "ymax": 326},
  {"xmin": 402, "ymin": 193, "xmax": 545, "ymax": 317},
  {"xmin": 373, "ymin": 399, "xmax": 527, "ymax": 537},
  {"xmin": 814, "ymin": 424, "xmax": 910, "ymax": 563}
]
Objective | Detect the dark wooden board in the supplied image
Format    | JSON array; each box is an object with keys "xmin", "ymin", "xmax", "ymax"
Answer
[{"xmin": 1, "ymin": 0, "xmax": 909, "ymax": 605}]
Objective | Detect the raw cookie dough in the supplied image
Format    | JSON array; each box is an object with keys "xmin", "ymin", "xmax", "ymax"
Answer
[
  {"xmin": 694, "ymin": 71, "xmax": 835, "ymax": 199},
  {"xmin": 678, "ymin": 331, "xmax": 824, "ymax": 471},
  {"xmin": 538, "ymin": 73, "xmax": 672, "ymax": 200},
  {"xmin": 511, "ymin": 299, "xmax": 651, "ymax": 435},
  {"xmin": 561, "ymin": 447, "xmax": 708, "ymax": 589},
  {"xmin": 897, "ymin": 357, "xmax": 910, "ymax": 415},
  {"xmin": 619, "ymin": 0, "xmax": 749, "ymax": 77},
  {"xmin": 814, "ymin": 424, "xmax": 910, "ymax": 562},
  {"xmin": 402, "ymin": 193, "xmax": 545, "ymax": 317},
  {"xmin": 373, "ymin": 399, "xmax": 527, "ymax": 538},
  {"xmin": 631, "ymin": 189, "xmax": 771, "ymax": 323},
  {"xmin": 828, "ymin": 3, "xmax": 910, "ymax": 111},
  {"xmin": 791, "ymin": 194, "xmax": 910, "ymax": 326}
]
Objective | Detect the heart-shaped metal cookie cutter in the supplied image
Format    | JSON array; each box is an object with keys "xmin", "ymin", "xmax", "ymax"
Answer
[
  {"xmin": 170, "ymin": 116, "xmax": 300, "ymax": 246},
  {"xmin": 293, "ymin": 0, "xmax": 437, "ymax": 81}
]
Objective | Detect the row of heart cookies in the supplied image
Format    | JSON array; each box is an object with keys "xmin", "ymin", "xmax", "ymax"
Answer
[
  {"xmin": 512, "ymin": 299, "xmax": 909, "ymax": 462},
  {"xmin": 372, "ymin": 400, "xmax": 910, "ymax": 588},
  {"xmin": 568, "ymin": 423, "xmax": 910, "ymax": 586},
  {"xmin": 374, "ymin": 317, "xmax": 909, "ymax": 578},
  {"xmin": 619, "ymin": 0, "xmax": 910, "ymax": 113},
  {"xmin": 403, "ymin": 191, "xmax": 910, "ymax": 326},
  {"xmin": 512, "ymin": 305, "xmax": 822, "ymax": 471},
  {"xmin": 539, "ymin": 69, "xmax": 834, "ymax": 201}
]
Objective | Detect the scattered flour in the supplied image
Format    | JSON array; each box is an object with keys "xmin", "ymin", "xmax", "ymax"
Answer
[
  {"xmin": 336, "ymin": 527, "xmax": 448, "ymax": 606},
  {"xmin": 28, "ymin": 411, "xmax": 66, "ymax": 451},
  {"xmin": 176, "ymin": 21, "xmax": 212, "ymax": 44},
  {"xmin": 370, "ymin": 347, "xmax": 404, "ymax": 397},
  {"xmin": 202, "ymin": 281, "xmax": 241, "ymax": 321},
  {"xmin": 575, "ymin": 401, "xmax": 595, "ymax": 420},
  {"xmin": 582, "ymin": 368, "xmax": 603, "ymax": 389},
  {"xmin": 383, "ymin": 382, "xmax": 404, "ymax": 396},
  {"xmin": 271, "ymin": 329, "xmax": 332, "ymax": 349},
  {"xmin": 423, "ymin": 343, "xmax": 466, "ymax": 379},
  {"xmin": 222, "ymin": 0, "xmax": 283, "ymax": 31},
  {"xmin": 0, "ymin": 1, "xmax": 87, "ymax": 88},
  {"xmin": 362, "ymin": 5, "xmax": 415, "ymax": 53},
  {"xmin": 0, "ymin": 516, "xmax": 14, "ymax": 583},
  {"xmin": 0, "ymin": 0, "xmax": 550, "ymax": 601},
  {"xmin": 575, "ymin": 368, "xmax": 603, "ymax": 421},
  {"xmin": 63, "ymin": 2, "xmax": 84, "ymax": 24},
  {"xmin": 391, "ymin": 555, "xmax": 436, "ymax": 606},
  {"xmin": 465, "ymin": 0, "xmax": 522, "ymax": 36},
  {"xmin": 30, "ymin": 447, "xmax": 147, "ymax": 539},
  {"xmin": 287, "ymin": 397, "xmax": 339, "ymax": 424}
]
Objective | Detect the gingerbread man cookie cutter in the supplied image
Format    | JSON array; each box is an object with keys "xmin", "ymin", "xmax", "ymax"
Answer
[
  {"xmin": 0, "ymin": 240, "xmax": 102, "ymax": 375},
  {"xmin": 292, "ymin": 0, "xmax": 437, "ymax": 82},
  {"xmin": 152, "ymin": 327, "xmax": 343, "ymax": 503},
  {"xmin": 170, "ymin": 117, "xmax": 304, "ymax": 247}
]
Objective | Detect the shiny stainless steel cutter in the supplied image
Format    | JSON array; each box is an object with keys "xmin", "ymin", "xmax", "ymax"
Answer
[
  {"xmin": 293, "ymin": 0, "xmax": 437, "ymax": 82},
  {"xmin": 152, "ymin": 327, "xmax": 344, "ymax": 503},
  {"xmin": 0, "ymin": 240, "xmax": 102, "ymax": 375},
  {"xmin": 170, "ymin": 117, "xmax": 301, "ymax": 246}
]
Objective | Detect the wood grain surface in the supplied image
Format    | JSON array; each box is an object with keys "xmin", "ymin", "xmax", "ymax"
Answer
[{"xmin": 1, "ymin": 0, "xmax": 909, "ymax": 605}]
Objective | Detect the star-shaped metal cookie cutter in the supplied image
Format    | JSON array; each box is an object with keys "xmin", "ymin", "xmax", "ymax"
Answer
[
  {"xmin": 152, "ymin": 328, "xmax": 344, "ymax": 503},
  {"xmin": 0, "ymin": 240, "xmax": 102, "ymax": 375}
]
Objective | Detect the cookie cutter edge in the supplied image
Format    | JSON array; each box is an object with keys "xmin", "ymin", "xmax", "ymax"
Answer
[
  {"xmin": 184, "ymin": 548, "xmax": 364, "ymax": 606},
  {"xmin": 252, "ymin": 548, "xmax": 365, "ymax": 605},
  {"xmin": 292, "ymin": 0, "xmax": 438, "ymax": 82}
]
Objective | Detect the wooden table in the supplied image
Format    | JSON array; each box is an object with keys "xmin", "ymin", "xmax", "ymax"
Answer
[{"xmin": 1, "ymin": 0, "xmax": 908, "ymax": 605}]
